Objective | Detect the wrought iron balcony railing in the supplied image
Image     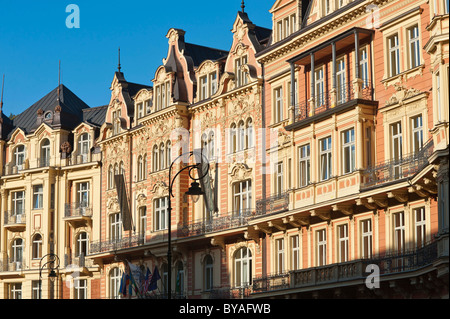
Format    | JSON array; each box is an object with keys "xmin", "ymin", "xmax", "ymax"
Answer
[
  {"xmin": 177, "ymin": 209, "xmax": 254, "ymax": 238},
  {"xmin": 293, "ymin": 81, "xmax": 374, "ymax": 123},
  {"xmin": 254, "ymin": 192, "xmax": 289, "ymax": 218},
  {"xmin": 252, "ymin": 239, "xmax": 438, "ymax": 294},
  {"xmin": 89, "ymin": 234, "xmax": 145, "ymax": 255},
  {"xmin": 0, "ymin": 254, "xmax": 26, "ymax": 272},
  {"xmin": 362, "ymin": 138, "xmax": 434, "ymax": 189},
  {"xmin": 64, "ymin": 202, "xmax": 93, "ymax": 219}
]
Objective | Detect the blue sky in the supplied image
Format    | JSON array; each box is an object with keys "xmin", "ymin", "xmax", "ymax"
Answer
[{"xmin": 0, "ymin": 0, "xmax": 272, "ymax": 117}]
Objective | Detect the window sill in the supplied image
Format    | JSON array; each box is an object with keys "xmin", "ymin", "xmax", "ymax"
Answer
[{"xmin": 381, "ymin": 64, "xmax": 425, "ymax": 88}]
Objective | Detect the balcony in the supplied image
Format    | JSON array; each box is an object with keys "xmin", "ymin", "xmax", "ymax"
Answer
[
  {"xmin": 177, "ymin": 209, "xmax": 255, "ymax": 238},
  {"xmin": 251, "ymin": 240, "xmax": 438, "ymax": 296},
  {"xmin": 64, "ymin": 202, "xmax": 93, "ymax": 227},
  {"xmin": 89, "ymin": 234, "xmax": 145, "ymax": 255},
  {"xmin": 361, "ymin": 138, "xmax": 434, "ymax": 190},
  {"xmin": 0, "ymin": 254, "xmax": 26, "ymax": 276},
  {"xmin": 3, "ymin": 211, "xmax": 26, "ymax": 231},
  {"xmin": 293, "ymin": 81, "xmax": 374, "ymax": 124},
  {"xmin": 254, "ymin": 192, "xmax": 289, "ymax": 219}
]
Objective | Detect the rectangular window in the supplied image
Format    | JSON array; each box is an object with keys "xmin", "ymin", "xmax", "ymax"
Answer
[
  {"xmin": 275, "ymin": 162, "xmax": 283, "ymax": 195},
  {"xmin": 274, "ymin": 87, "xmax": 283, "ymax": 123},
  {"xmin": 320, "ymin": 137, "xmax": 332, "ymax": 181},
  {"xmin": 315, "ymin": 68, "xmax": 325, "ymax": 107},
  {"xmin": 342, "ymin": 129, "xmax": 356, "ymax": 174},
  {"xmin": 77, "ymin": 182, "xmax": 90, "ymax": 207},
  {"xmin": 210, "ymin": 72, "xmax": 218, "ymax": 96},
  {"xmin": 411, "ymin": 115, "xmax": 423, "ymax": 154},
  {"xmin": 137, "ymin": 102, "xmax": 144, "ymax": 118},
  {"xmin": 110, "ymin": 213, "xmax": 122, "ymax": 240},
  {"xmin": 9, "ymin": 283, "xmax": 22, "ymax": 299},
  {"xmin": 338, "ymin": 224, "xmax": 349, "ymax": 263},
  {"xmin": 361, "ymin": 219, "xmax": 373, "ymax": 259},
  {"xmin": 391, "ymin": 122, "xmax": 403, "ymax": 178},
  {"xmin": 276, "ymin": 238, "xmax": 285, "ymax": 273},
  {"xmin": 284, "ymin": 18, "xmax": 290, "ymax": 38},
  {"xmin": 200, "ymin": 76, "xmax": 208, "ymax": 100},
  {"xmin": 336, "ymin": 58, "xmax": 346, "ymax": 104},
  {"xmin": 277, "ymin": 21, "xmax": 283, "ymax": 41},
  {"xmin": 33, "ymin": 185, "xmax": 43, "ymax": 210},
  {"xmin": 414, "ymin": 207, "xmax": 426, "ymax": 248},
  {"xmin": 74, "ymin": 279, "xmax": 87, "ymax": 299},
  {"xmin": 317, "ymin": 229, "xmax": 327, "ymax": 266},
  {"xmin": 32, "ymin": 281, "xmax": 41, "ymax": 299},
  {"xmin": 12, "ymin": 191, "xmax": 25, "ymax": 215},
  {"xmin": 291, "ymin": 235, "xmax": 300, "ymax": 270},
  {"xmin": 388, "ymin": 34, "xmax": 401, "ymax": 77},
  {"xmin": 233, "ymin": 180, "xmax": 252, "ymax": 216},
  {"xmin": 393, "ymin": 212, "xmax": 405, "ymax": 254},
  {"xmin": 360, "ymin": 48, "xmax": 369, "ymax": 88},
  {"xmin": 408, "ymin": 25, "xmax": 421, "ymax": 69},
  {"xmin": 235, "ymin": 56, "xmax": 248, "ymax": 87},
  {"xmin": 298, "ymin": 144, "xmax": 310, "ymax": 187},
  {"xmin": 154, "ymin": 197, "xmax": 169, "ymax": 231}
]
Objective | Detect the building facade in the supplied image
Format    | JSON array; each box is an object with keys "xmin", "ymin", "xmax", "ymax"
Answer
[{"xmin": 0, "ymin": 0, "xmax": 448, "ymax": 299}]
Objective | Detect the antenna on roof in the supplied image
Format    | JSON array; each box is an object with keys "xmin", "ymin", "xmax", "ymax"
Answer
[
  {"xmin": 57, "ymin": 60, "xmax": 61, "ymax": 103},
  {"xmin": 118, "ymin": 47, "xmax": 122, "ymax": 72},
  {"xmin": 0, "ymin": 74, "xmax": 4, "ymax": 115},
  {"xmin": 241, "ymin": 0, "xmax": 245, "ymax": 12}
]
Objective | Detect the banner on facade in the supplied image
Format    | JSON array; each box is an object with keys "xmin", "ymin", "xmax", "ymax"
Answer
[{"xmin": 115, "ymin": 174, "xmax": 133, "ymax": 231}]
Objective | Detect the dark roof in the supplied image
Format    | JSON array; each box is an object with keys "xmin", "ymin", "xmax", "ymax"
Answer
[
  {"xmin": 7, "ymin": 84, "xmax": 90, "ymax": 139},
  {"xmin": 184, "ymin": 43, "xmax": 229, "ymax": 66},
  {"xmin": 83, "ymin": 105, "xmax": 107, "ymax": 127},
  {"xmin": 126, "ymin": 82, "xmax": 152, "ymax": 98},
  {"xmin": 254, "ymin": 26, "xmax": 272, "ymax": 45}
]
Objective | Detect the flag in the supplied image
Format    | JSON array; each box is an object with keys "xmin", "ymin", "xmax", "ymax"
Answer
[
  {"xmin": 149, "ymin": 266, "xmax": 161, "ymax": 292},
  {"xmin": 118, "ymin": 272, "xmax": 129, "ymax": 297},
  {"xmin": 143, "ymin": 267, "xmax": 152, "ymax": 294},
  {"xmin": 127, "ymin": 261, "xmax": 144, "ymax": 297}
]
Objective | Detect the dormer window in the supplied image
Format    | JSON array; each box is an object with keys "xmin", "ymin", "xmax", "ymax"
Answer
[
  {"xmin": 137, "ymin": 102, "xmax": 144, "ymax": 119},
  {"xmin": 199, "ymin": 71, "xmax": 218, "ymax": 100},
  {"xmin": 276, "ymin": 14, "xmax": 297, "ymax": 41},
  {"xmin": 235, "ymin": 56, "xmax": 248, "ymax": 87},
  {"xmin": 14, "ymin": 145, "xmax": 26, "ymax": 171},
  {"xmin": 44, "ymin": 111, "xmax": 53, "ymax": 120},
  {"xmin": 155, "ymin": 82, "xmax": 171, "ymax": 111}
]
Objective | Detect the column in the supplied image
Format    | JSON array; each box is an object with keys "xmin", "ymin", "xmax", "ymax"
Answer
[
  {"xmin": 353, "ymin": 31, "xmax": 363, "ymax": 99},
  {"xmin": 309, "ymin": 53, "xmax": 315, "ymax": 116},
  {"xmin": 331, "ymin": 42, "xmax": 337, "ymax": 107},
  {"xmin": 290, "ymin": 62, "xmax": 296, "ymax": 124}
]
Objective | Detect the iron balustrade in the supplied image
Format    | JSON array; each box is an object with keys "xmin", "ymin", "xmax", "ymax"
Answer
[
  {"xmin": 64, "ymin": 202, "xmax": 93, "ymax": 218},
  {"xmin": 293, "ymin": 81, "xmax": 374, "ymax": 123},
  {"xmin": 89, "ymin": 234, "xmax": 145, "ymax": 254},
  {"xmin": 3, "ymin": 210, "xmax": 26, "ymax": 226},
  {"xmin": 255, "ymin": 192, "xmax": 289, "ymax": 218},
  {"xmin": 362, "ymin": 138, "xmax": 434, "ymax": 189},
  {"xmin": 251, "ymin": 239, "xmax": 438, "ymax": 294},
  {"xmin": 177, "ymin": 209, "xmax": 255, "ymax": 238}
]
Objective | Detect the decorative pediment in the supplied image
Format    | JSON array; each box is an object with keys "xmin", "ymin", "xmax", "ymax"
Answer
[
  {"xmin": 151, "ymin": 181, "xmax": 169, "ymax": 197},
  {"xmin": 134, "ymin": 88, "xmax": 152, "ymax": 102},
  {"xmin": 107, "ymin": 197, "xmax": 120, "ymax": 213},
  {"xmin": 385, "ymin": 84, "xmax": 428, "ymax": 107},
  {"xmin": 136, "ymin": 193, "xmax": 147, "ymax": 208},
  {"xmin": 232, "ymin": 42, "xmax": 249, "ymax": 57},
  {"xmin": 230, "ymin": 163, "xmax": 252, "ymax": 184}
]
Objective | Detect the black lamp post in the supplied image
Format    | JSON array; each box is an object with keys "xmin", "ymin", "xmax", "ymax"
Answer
[
  {"xmin": 167, "ymin": 151, "xmax": 208, "ymax": 299},
  {"xmin": 39, "ymin": 253, "xmax": 60, "ymax": 299}
]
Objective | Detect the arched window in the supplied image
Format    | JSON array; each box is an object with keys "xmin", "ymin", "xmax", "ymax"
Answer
[
  {"xmin": 32, "ymin": 234, "xmax": 42, "ymax": 259},
  {"xmin": 159, "ymin": 143, "xmax": 165, "ymax": 170},
  {"xmin": 246, "ymin": 118, "xmax": 254, "ymax": 149},
  {"xmin": 230, "ymin": 123, "xmax": 237, "ymax": 154},
  {"xmin": 108, "ymin": 165, "xmax": 114, "ymax": 189},
  {"xmin": 138, "ymin": 156, "xmax": 144, "ymax": 181},
  {"xmin": 76, "ymin": 232, "xmax": 88, "ymax": 257},
  {"xmin": 139, "ymin": 206, "xmax": 147, "ymax": 238},
  {"xmin": 176, "ymin": 261, "xmax": 184, "ymax": 296},
  {"xmin": 14, "ymin": 145, "xmax": 26, "ymax": 170},
  {"xmin": 110, "ymin": 267, "xmax": 122, "ymax": 299},
  {"xmin": 40, "ymin": 139, "xmax": 50, "ymax": 167},
  {"xmin": 119, "ymin": 161, "xmax": 125, "ymax": 176},
  {"xmin": 166, "ymin": 141, "xmax": 172, "ymax": 168},
  {"xmin": 153, "ymin": 145, "xmax": 159, "ymax": 172},
  {"xmin": 204, "ymin": 255, "xmax": 213, "ymax": 291},
  {"xmin": 79, "ymin": 133, "xmax": 91, "ymax": 163},
  {"xmin": 238, "ymin": 121, "xmax": 245, "ymax": 151},
  {"xmin": 234, "ymin": 247, "xmax": 252, "ymax": 288}
]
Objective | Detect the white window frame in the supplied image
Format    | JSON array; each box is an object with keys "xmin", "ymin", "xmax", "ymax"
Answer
[
  {"xmin": 276, "ymin": 238, "xmax": 285, "ymax": 273},
  {"xmin": 320, "ymin": 137, "xmax": 332, "ymax": 181},
  {"xmin": 338, "ymin": 224, "xmax": 349, "ymax": 263},
  {"xmin": 361, "ymin": 219, "xmax": 373, "ymax": 259},
  {"xmin": 154, "ymin": 197, "xmax": 169, "ymax": 231},
  {"xmin": 110, "ymin": 213, "xmax": 122, "ymax": 240},
  {"xmin": 342, "ymin": 128, "xmax": 356, "ymax": 174},
  {"xmin": 414, "ymin": 207, "xmax": 426, "ymax": 248},
  {"xmin": 233, "ymin": 180, "xmax": 252, "ymax": 216},
  {"xmin": 274, "ymin": 87, "xmax": 283, "ymax": 123},
  {"xmin": 316, "ymin": 229, "xmax": 327, "ymax": 266},
  {"xmin": 298, "ymin": 144, "xmax": 311, "ymax": 187},
  {"xmin": 234, "ymin": 247, "xmax": 252, "ymax": 288},
  {"xmin": 388, "ymin": 34, "xmax": 401, "ymax": 77},
  {"xmin": 33, "ymin": 184, "xmax": 44, "ymax": 210},
  {"xmin": 74, "ymin": 279, "xmax": 87, "ymax": 299},
  {"xmin": 336, "ymin": 58, "xmax": 346, "ymax": 104},
  {"xmin": 291, "ymin": 235, "xmax": 300, "ymax": 271},
  {"xmin": 408, "ymin": 25, "xmax": 421, "ymax": 69},
  {"xmin": 315, "ymin": 68, "xmax": 325, "ymax": 107},
  {"xmin": 411, "ymin": 115, "xmax": 423, "ymax": 154},
  {"xmin": 360, "ymin": 47, "xmax": 369, "ymax": 88},
  {"xmin": 275, "ymin": 162, "xmax": 283, "ymax": 195}
]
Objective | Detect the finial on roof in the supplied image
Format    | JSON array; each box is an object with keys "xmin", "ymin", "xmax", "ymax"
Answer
[
  {"xmin": 118, "ymin": 47, "xmax": 122, "ymax": 72},
  {"xmin": 1, "ymin": 74, "xmax": 4, "ymax": 112},
  {"xmin": 241, "ymin": 0, "xmax": 245, "ymax": 12}
]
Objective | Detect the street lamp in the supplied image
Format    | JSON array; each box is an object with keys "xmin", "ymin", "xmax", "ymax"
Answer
[
  {"xmin": 167, "ymin": 150, "xmax": 209, "ymax": 299},
  {"xmin": 39, "ymin": 253, "xmax": 60, "ymax": 299}
]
